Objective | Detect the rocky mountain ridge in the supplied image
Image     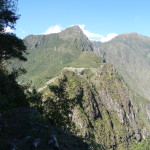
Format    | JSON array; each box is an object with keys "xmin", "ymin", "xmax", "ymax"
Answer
[{"xmin": 40, "ymin": 64, "xmax": 150, "ymax": 149}]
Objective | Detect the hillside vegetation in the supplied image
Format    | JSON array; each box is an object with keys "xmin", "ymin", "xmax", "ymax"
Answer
[
  {"xmin": 40, "ymin": 64, "xmax": 150, "ymax": 150},
  {"xmin": 9, "ymin": 26, "xmax": 103, "ymax": 88}
]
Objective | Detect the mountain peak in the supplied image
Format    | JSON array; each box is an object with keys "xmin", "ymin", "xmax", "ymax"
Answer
[
  {"xmin": 117, "ymin": 32, "xmax": 150, "ymax": 41},
  {"xmin": 120, "ymin": 32, "xmax": 138, "ymax": 36},
  {"xmin": 66, "ymin": 25, "xmax": 81, "ymax": 30},
  {"xmin": 59, "ymin": 25, "xmax": 86, "ymax": 40}
]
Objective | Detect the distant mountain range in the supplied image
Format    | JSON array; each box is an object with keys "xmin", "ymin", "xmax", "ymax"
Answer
[
  {"xmin": 11, "ymin": 26, "xmax": 150, "ymax": 101},
  {"xmin": 92, "ymin": 33, "xmax": 150, "ymax": 100},
  {"xmin": 8, "ymin": 25, "xmax": 150, "ymax": 149}
]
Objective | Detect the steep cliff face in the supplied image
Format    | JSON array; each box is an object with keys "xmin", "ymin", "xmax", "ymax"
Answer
[{"xmin": 41, "ymin": 64, "xmax": 148, "ymax": 150}]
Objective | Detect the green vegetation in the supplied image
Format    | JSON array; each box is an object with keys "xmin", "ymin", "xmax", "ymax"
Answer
[
  {"xmin": 0, "ymin": 66, "xmax": 29, "ymax": 113},
  {"xmin": 0, "ymin": 0, "xmax": 28, "ymax": 113},
  {"xmin": 0, "ymin": 0, "xmax": 27, "ymax": 62},
  {"xmin": 40, "ymin": 65, "xmax": 150, "ymax": 150},
  {"xmin": 43, "ymin": 84, "xmax": 76, "ymax": 128},
  {"xmin": 1, "ymin": 2, "xmax": 150, "ymax": 149},
  {"xmin": 130, "ymin": 138, "xmax": 150, "ymax": 150},
  {"xmin": 0, "ymin": 3, "xmax": 89, "ymax": 149},
  {"xmin": 69, "ymin": 51, "xmax": 103, "ymax": 68},
  {"xmin": 8, "ymin": 27, "xmax": 103, "ymax": 88}
]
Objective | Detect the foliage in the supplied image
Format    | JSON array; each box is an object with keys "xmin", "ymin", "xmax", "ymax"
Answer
[
  {"xmin": 0, "ymin": 0, "xmax": 27, "ymax": 112},
  {"xmin": 40, "ymin": 66, "xmax": 150, "ymax": 150},
  {"xmin": 0, "ymin": 0, "xmax": 19, "ymax": 31},
  {"xmin": 0, "ymin": 0, "xmax": 27, "ymax": 63},
  {"xmin": 43, "ymin": 84, "xmax": 76, "ymax": 128},
  {"xmin": 26, "ymin": 88, "xmax": 43, "ymax": 114},
  {"xmin": 0, "ymin": 33, "xmax": 27, "ymax": 62},
  {"xmin": 0, "ymin": 66, "xmax": 29, "ymax": 113}
]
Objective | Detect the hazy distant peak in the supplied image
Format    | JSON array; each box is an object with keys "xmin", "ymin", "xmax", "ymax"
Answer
[
  {"xmin": 120, "ymin": 32, "xmax": 138, "ymax": 36},
  {"xmin": 117, "ymin": 32, "xmax": 150, "ymax": 40},
  {"xmin": 103, "ymin": 32, "xmax": 150, "ymax": 45}
]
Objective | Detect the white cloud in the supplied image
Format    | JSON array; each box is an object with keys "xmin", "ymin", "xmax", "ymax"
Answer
[
  {"xmin": 78, "ymin": 24, "xmax": 117, "ymax": 42},
  {"xmin": 100, "ymin": 33, "xmax": 118, "ymax": 42},
  {"xmin": 43, "ymin": 25, "xmax": 62, "ymax": 35},
  {"xmin": 4, "ymin": 26, "xmax": 14, "ymax": 33},
  {"xmin": 78, "ymin": 24, "xmax": 103, "ymax": 38}
]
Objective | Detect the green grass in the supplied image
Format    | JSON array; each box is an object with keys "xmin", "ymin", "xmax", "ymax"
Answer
[{"xmin": 69, "ymin": 51, "xmax": 103, "ymax": 68}]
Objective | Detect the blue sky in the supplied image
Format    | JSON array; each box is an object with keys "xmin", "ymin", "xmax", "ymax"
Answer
[{"xmin": 13, "ymin": 0, "xmax": 150, "ymax": 41}]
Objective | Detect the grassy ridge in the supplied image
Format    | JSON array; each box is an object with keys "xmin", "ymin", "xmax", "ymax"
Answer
[
  {"xmin": 69, "ymin": 51, "xmax": 103, "ymax": 68},
  {"xmin": 41, "ymin": 64, "xmax": 150, "ymax": 149}
]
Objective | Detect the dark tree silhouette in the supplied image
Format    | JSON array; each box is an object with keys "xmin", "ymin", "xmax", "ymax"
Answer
[
  {"xmin": 0, "ymin": 0, "xmax": 29, "ymax": 112},
  {"xmin": 0, "ymin": 0, "xmax": 19, "ymax": 31},
  {"xmin": 0, "ymin": 0, "xmax": 27, "ymax": 63}
]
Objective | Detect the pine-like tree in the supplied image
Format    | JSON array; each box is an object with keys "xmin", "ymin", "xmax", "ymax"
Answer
[{"xmin": 0, "ymin": 0, "xmax": 28, "ymax": 112}]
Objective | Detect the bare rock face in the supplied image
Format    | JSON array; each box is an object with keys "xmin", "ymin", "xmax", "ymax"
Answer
[
  {"xmin": 42, "ymin": 64, "xmax": 149, "ymax": 150},
  {"xmin": 59, "ymin": 26, "xmax": 84, "ymax": 40},
  {"xmin": 59, "ymin": 26, "xmax": 93, "ymax": 52},
  {"xmin": 24, "ymin": 35, "xmax": 45, "ymax": 50}
]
